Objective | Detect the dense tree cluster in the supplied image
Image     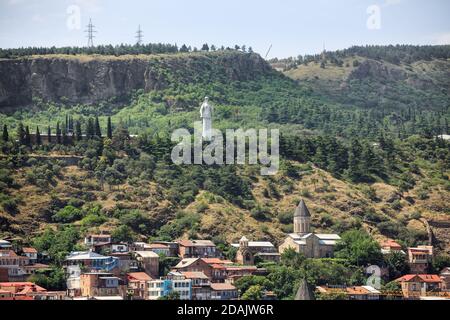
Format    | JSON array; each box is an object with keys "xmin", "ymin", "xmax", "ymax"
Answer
[{"xmin": 0, "ymin": 43, "xmax": 253, "ymax": 59}]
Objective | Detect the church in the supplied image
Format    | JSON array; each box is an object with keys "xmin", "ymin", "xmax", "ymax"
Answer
[{"xmin": 278, "ymin": 200, "xmax": 341, "ymax": 258}]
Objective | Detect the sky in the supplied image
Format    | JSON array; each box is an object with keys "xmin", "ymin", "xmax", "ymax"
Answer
[{"xmin": 0, "ymin": 0, "xmax": 449, "ymax": 59}]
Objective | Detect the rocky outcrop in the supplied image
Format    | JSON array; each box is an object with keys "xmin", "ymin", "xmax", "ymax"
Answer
[
  {"xmin": 0, "ymin": 52, "xmax": 274, "ymax": 110},
  {"xmin": 349, "ymin": 59, "xmax": 407, "ymax": 82}
]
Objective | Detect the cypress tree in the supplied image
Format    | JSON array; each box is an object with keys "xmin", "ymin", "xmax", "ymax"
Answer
[
  {"xmin": 75, "ymin": 121, "xmax": 82, "ymax": 141},
  {"xmin": 95, "ymin": 116, "xmax": 102, "ymax": 138},
  {"xmin": 25, "ymin": 126, "xmax": 31, "ymax": 146},
  {"xmin": 107, "ymin": 116, "xmax": 112, "ymax": 139},
  {"xmin": 56, "ymin": 122, "xmax": 61, "ymax": 144},
  {"xmin": 47, "ymin": 126, "xmax": 52, "ymax": 143},
  {"xmin": 17, "ymin": 123, "xmax": 25, "ymax": 145},
  {"xmin": 36, "ymin": 126, "xmax": 41, "ymax": 145},
  {"xmin": 86, "ymin": 118, "xmax": 95, "ymax": 139},
  {"xmin": 2, "ymin": 124, "xmax": 8, "ymax": 142},
  {"xmin": 62, "ymin": 127, "xmax": 68, "ymax": 145}
]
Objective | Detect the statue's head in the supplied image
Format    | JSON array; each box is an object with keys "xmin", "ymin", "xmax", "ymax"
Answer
[{"xmin": 204, "ymin": 96, "xmax": 209, "ymax": 102}]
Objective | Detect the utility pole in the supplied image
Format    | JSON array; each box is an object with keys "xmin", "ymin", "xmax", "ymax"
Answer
[
  {"xmin": 136, "ymin": 25, "xmax": 143, "ymax": 45},
  {"xmin": 85, "ymin": 18, "xmax": 97, "ymax": 47}
]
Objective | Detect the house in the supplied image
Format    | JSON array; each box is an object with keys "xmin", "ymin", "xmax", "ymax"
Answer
[
  {"xmin": 147, "ymin": 243, "xmax": 171, "ymax": 256},
  {"xmin": 147, "ymin": 272, "xmax": 192, "ymax": 300},
  {"xmin": 180, "ymin": 271, "xmax": 211, "ymax": 300},
  {"xmin": 66, "ymin": 265, "xmax": 82, "ymax": 297},
  {"xmin": 0, "ymin": 250, "xmax": 30, "ymax": 281},
  {"xmin": 80, "ymin": 272, "xmax": 126, "ymax": 298},
  {"xmin": 178, "ymin": 240, "xmax": 218, "ymax": 258},
  {"xmin": 0, "ymin": 240, "xmax": 12, "ymax": 249},
  {"xmin": 213, "ymin": 265, "xmax": 258, "ymax": 284},
  {"xmin": 173, "ymin": 258, "xmax": 214, "ymax": 279},
  {"xmin": 127, "ymin": 272, "xmax": 152, "ymax": 300},
  {"xmin": 134, "ymin": 241, "xmax": 178, "ymax": 257},
  {"xmin": 440, "ymin": 267, "xmax": 450, "ymax": 291},
  {"xmin": 279, "ymin": 200, "xmax": 341, "ymax": 258},
  {"xmin": 232, "ymin": 237, "xmax": 280, "ymax": 265},
  {"xmin": 84, "ymin": 234, "xmax": 112, "ymax": 247},
  {"xmin": 65, "ymin": 251, "xmax": 119, "ymax": 273},
  {"xmin": 379, "ymin": 239, "xmax": 405, "ymax": 255},
  {"xmin": 210, "ymin": 283, "xmax": 238, "ymax": 300},
  {"xmin": 316, "ymin": 285, "xmax": 381, "ymax": 300},
  {"xmin": 407, "ymin": 246, "xmax": 433, "ymax": 273},
  {"xmin": 22, "ymin": 247, "xmax": 38, "ymax": 262},
  {"xmin": 132, "ymin": 251, "xmax": 159, "ymax": 278},
  {"xmin": 173, "ymin": 257, "xmax": 257, "ymax": 283},
  {"xmin": 395, "ymin": 274, "xmax": 442, "ymax": 299},
  {"xmin": 0, "ymin": 282, "xmax": 46, "ymax": 298}
]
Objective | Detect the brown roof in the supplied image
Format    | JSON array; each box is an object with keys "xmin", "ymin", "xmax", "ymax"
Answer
[
  {"xmin": 202, "ymin": 258, "xmax": 233, "ymax": 265},
  {"xmin": 395, "ymin": 274, "xmax": 442, "ymax": 283},
  {"xmin": 178, "ymin": 240, "xmax": 216, "ymax": 247},
  {"xmin": 22, "ymin": 247, "xmax": 38, "ymax": 254},
  {"xmin": 180, "ymin": 272, "xmax": 209, "ymax": 280},
  {"xmin": 127, "ymin": 272, "xmax": 152, "ymax": 281},
  {"xmin": 210, "ymin": 283, "xmax": 237, "ymax": 291}
]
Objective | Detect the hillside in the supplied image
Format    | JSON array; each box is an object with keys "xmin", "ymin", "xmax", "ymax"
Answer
[
  {"xmin": 0, "ymin": 51, "xmax": 273, "ymax": 110},
  {"xmin": 0, "ymin": 46, "xmax": 449, "ymax": 258}
]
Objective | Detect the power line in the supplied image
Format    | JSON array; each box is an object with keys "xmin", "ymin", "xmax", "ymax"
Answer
[
  {"xmin": 85, "ymin": 18, "xmax": 97, "ymax": 47},
  {"xmin": 136, "ymin": 25, "xmax": 143, "ymax": 45}
]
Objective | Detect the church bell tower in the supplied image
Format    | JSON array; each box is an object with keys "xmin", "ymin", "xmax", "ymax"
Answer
[{"xmin": 294, "ymin": 200, "xmax": 311, "ymax": 235}]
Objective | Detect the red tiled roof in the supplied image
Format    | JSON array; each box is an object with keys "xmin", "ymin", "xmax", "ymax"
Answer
[
  {"xmin": 0, "ymin": 282, "xmax": 47, "ymax": 292},
  {"xmin": 127, "ymin": 272, "xmax": 152, "ymax": 281},
  {"xmin": 395, "ymin": 274, "xmax": 442, "ymax": 283},
  {"xmin": 180, "ymin": 272, "xmax": 209, "ymax": 279},
  {"xmin": 22, "ymin": 247, "xmax": 37, "ymax": 254},
  {"xmin": 202, "ymin": 258, "xmax": 233, "ymax": 265},
  {"xmin": 380, "ymin": 239, "xmax": 402, "ymax": 249},
  {"xmin": 210, "ymin": 283, "xmax": 237, "ymax": 291},
  {"xmin": 0, "ymin": 250, "xmax": 18, "ymax": 257}
]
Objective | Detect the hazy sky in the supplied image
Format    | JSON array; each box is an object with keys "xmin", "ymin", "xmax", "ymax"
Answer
[{"xmin": 0, "ymin": 0, "xmax": 449, "ymax": 58}]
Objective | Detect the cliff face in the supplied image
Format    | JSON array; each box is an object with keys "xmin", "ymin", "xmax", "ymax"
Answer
[{"xmin": 0, "ymin": 52, "xmax": 273, "ymax": 110}]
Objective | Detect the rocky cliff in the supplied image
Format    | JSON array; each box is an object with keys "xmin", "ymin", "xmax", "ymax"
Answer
[{"xmin": 0, "ymin": 51, "xmax": 274, "ymax": 110}]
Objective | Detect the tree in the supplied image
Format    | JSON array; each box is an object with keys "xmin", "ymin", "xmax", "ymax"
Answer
[
  {"xmin": 47, "ymin": 126, "xmax": 51, "ymax": 144},
  {"xmin": 241, "ymin": 285, "xmax": 263, "ymax": 300},
  {"xmin": 36, "ymin": 126, "xmax": 41, "ymax": 145},
  {"xmin": 111, "ymin": 225, "xmax": 135, "ymax": 243},
  {"xmin": 179, "ymin": 44, "xmax": 189, "ymax": 52},
  {"xmin": 335, "ymin": 229, "xmax": 383, "ymax": 266},
  {"xmin": 75, "ymin": 121, "xmax": 82, "ymax": 141},
  {"xmin": 86, "ymin": 118, "xmax": 95, "ymax": 139},
  {"xmin": 2, "ymin": 124, "xmax": 8, "ymax": 142},
  {"xmin": 107, "ymin": 116, "xmax": 113, "ymax": 139},
  {"xmin": 95, "ymin": 116, "xmax": 102, "ymax": 138},
  {"xmin": 56, "ymin": 122, "xmax": 61, "ymax": 144},
  {"xmin": 25, "ymin": 125, "xmax": 31, "ymax": 146},
  {"xmin": 17, "ymin": 123, "xmax": 25, "ymax": 145},
  {"xmin": 201, "ymin": 43, "xmax": 209, "ymax": 51},
  {"xmin": 158, "ymin": 291, "xmax": 180, "ymax": 300},
  {"xmin": 384, "ymin": 251, "xmax": 409, "ymax": 280}
]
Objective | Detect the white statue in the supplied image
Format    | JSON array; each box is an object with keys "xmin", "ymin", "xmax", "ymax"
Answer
[{"xmin": 200, "ymin": 97, "xmax": 213, "ymax": 141}]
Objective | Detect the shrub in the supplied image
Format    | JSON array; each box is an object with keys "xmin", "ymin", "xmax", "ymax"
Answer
[{"xmin": 52, "ymin": 205, "xmax": 83, "ymax": 223}]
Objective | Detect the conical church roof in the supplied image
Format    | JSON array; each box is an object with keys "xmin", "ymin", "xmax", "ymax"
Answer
[
  {"xmin": 294, "ymin": 199, "xmax": 311, "ymax": 217},
  {"xmin": 295, "ymin": 278, "xmax": 315, "ymax": 300}
]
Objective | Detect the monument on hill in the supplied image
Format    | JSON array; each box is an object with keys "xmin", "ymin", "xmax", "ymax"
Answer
[{"xmin": 200, "ymin": 97, "xmax": 213, "ymax": 141}]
